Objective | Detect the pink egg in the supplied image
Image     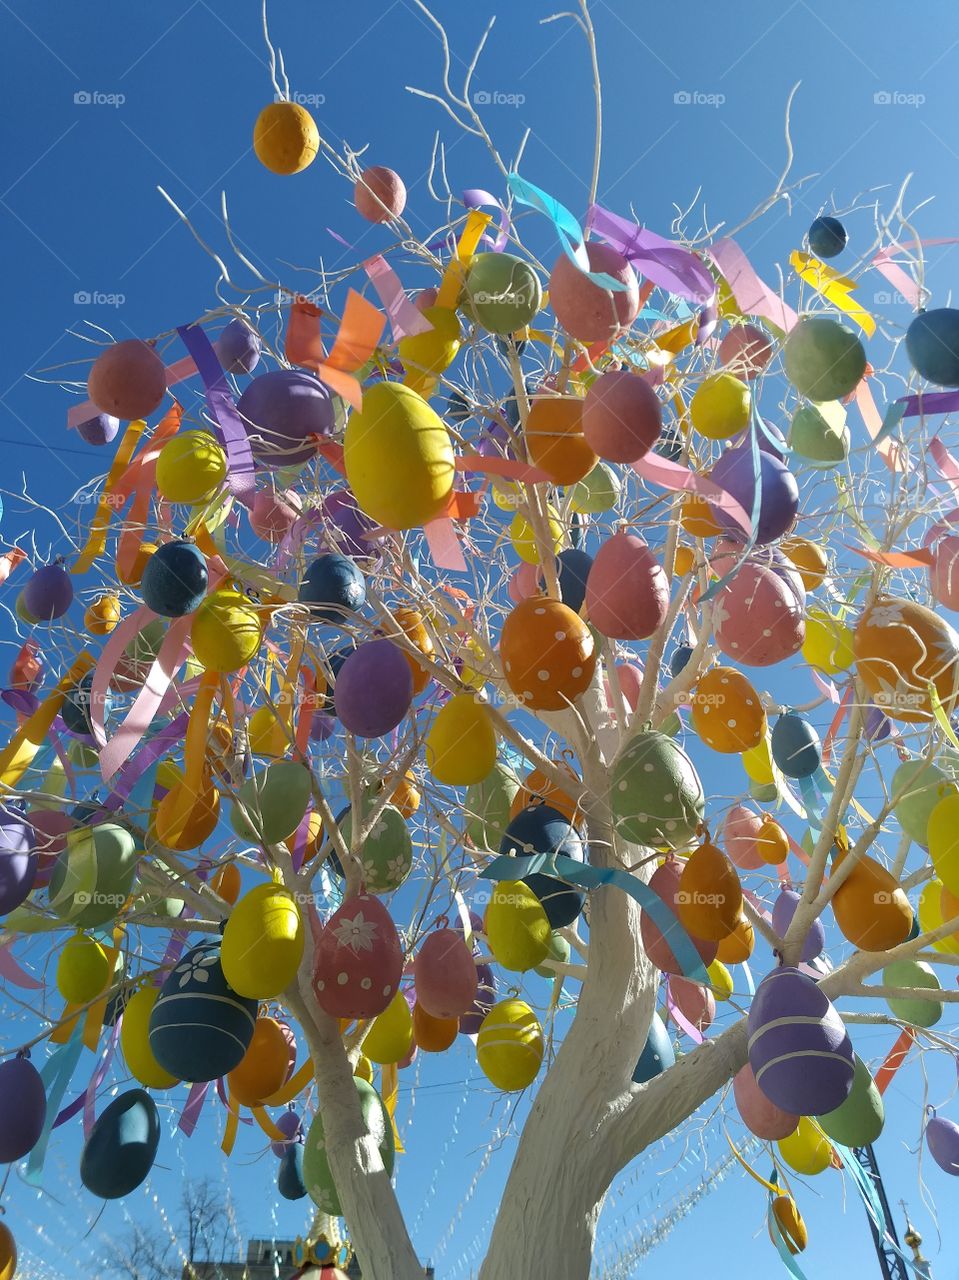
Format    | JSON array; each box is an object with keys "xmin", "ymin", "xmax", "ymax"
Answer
[
  {"xmin": 606, "ymin": 661, "xmax": 644, "ymax": 713},
  {"xmin": 415, "ymin": 288, "xmax": 439, "ymax": 313},
  {"xmin": 414, "ymin": 928, "xmax": 478, "ymax": 1019},
  {"xmin": 250, "ymin": 489, "xmax": 301, "ymax": 543},
  {"xmin": 714, "ymin": 561, "xmax": 805, "ymax": 666},
  {"xmin": 932, "ymin": 534, "xmax": 959, "ymax": 610},
  {"xmin": 312, "ymin": 894, "xmax": 404, "ymax": 1019},
  {"xmin": 581, "ymin": 370, "xmax": 662, "ymax": 463},
  {"xmin": 641, "ymin": 860, "xmax": 717, "ymax": 975},
  {"xmin": 718, "ymin": 324, "xmax": 773, "ymax": 380},
  {"xmin": 508, "ymin": 561, "xmax": 540, "ymax": 604},
  {"xmin": 723, "ymin": 804, "xmax": 765, "ymax": 871},
  {"xmin": 733, "ymin": 1062, "xmax": 799, "ymax": 1140},
  {"xmin": 669, "ymin": 975, "xmax": 715, "ymax": 1035},
  {"xmin": 88, "ymin": 339, "xmax": 167, "ymax": 420},
  {"xmin": 548, "ymin": 243, "xmax": 640, "ymax": 344},
  {"xmin": 585, "ymin": 533, "xmax": 669, "ymax": 640},
  {"xmin": 355, "ymin": 167, "xmax": 407, "ymax": 223}
]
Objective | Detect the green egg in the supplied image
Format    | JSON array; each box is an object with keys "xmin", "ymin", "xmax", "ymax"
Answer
[
  {"xmin": 49, "ymin": 823, "xmax": 138, "ymax": 927},
  {"xmin": 462, "ymin": 252, "xmax": 543, "ymax": 335},
  {"xmin": 302, "ymin": 1077, "xmax": 394, "ymax": 1215},
  {"xmin": 892, "ymin": 758, "xmax": 959, "ymax": 845},
  {"xmin": 816, "ymin": 1054, "xmax": 884, "ymax": 1146},
  {"xmin": 882, "ymin": 958, "xmax": 943, "ymax": 1027},
  {"xmin": 232, "ymin": 760, "xmax": 312, "ymax": 845},
  {"xmin": 783, "ymin": 316, "xmax": 866, "ymax": 401},
  {"xmin": 466, "ymin": 762, "xmax": 520, "ymax": 852},
  {"xmin": 339, "ymin": 803, "xmax": 413, "ymax": 893},
  {"xmin": 534, "ymin": 930, "xmax": 571, "ymax": 979},
  {"xmin": 610, "ymin": 730, "xmax": 704, "ymax": 848},
  {"xmin": 569, "ymin": 461, "xmax": 622, "ymax": 515},
  {"xmin": 789, "ymin": 402, "xmax": 850, "ymax": 467}
]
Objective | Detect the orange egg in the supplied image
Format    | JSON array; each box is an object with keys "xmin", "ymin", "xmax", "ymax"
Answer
[
  {"xmin": 84, "ymin": 593, "xmax": 121, "ymax": 636},
  {"xmin": 781, "ymin": 536, "xmax": 828, "ymax": 591},
  {"xmin": 412, "ymin": 1002, "xmax": 457, "ymax": 1052},
  {"xmin": 673, "ymin": 545, "xmax": 695, "ymax": 576},
  {"xmin": 391, "ymin": 607, "xmax": 434, "ymax": 695},
  {"xmin": 500, "ymin": 596, "xmax": 596, "ymax": 712},
  {"xmin": 388, "ymin": 770, "xmax": 421, "ymax": 819},
  {"xmin": 227, "ymin": 1016, "xmax": 293, "ymax": 1106},
  {"xmin": 832, "ymin": 849, "xmax": 913, "ymax": 950},
  {"xmin": 716, "ymin": 915, "xmax": 755, "ymax": 964},
  {"xmin": 153, "ymin": 770, "xmax": 220, "ymax": 851},
  {"xmin": 690, "ymin": 666, "xmax": 765, "ymax": 754},
  {"xmin": 211, "ymin": 862, "xmax": 242, "ymax": 905},
  {"xmin": 680, "ymin": 493, "xmax": 721, "ymax": 538},
  {"xmin": 510, "ymin": 759, "xmax": 583, "ymax": 824},
  {"xmin": 854, "ymin": 597, "xmax": 959, "ymax": 723},
  {"xmin": 676, "ymin": 840, "xmax": 743, "ymax": 941},
  {"xmin": 524, "ymin": 396, "xmax": 598, "ymax": 485},
  {"xmin": 756, "ymin": 815, "xmax": 789, "ymax": 866}
]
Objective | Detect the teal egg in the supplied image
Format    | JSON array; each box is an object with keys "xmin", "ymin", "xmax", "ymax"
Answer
[
  {"xmin": 466, "ymin": 763, "xmax": 520, "ymax": 851},
  {"xmin": 463, "ymin": 253, "xmax": 543, "ymax": 335},
  {"xmin": 339, "ymin": 803, "xmax": 413, "ymax": 893},
  {"xmin": 569, "ymin": 461, "xmax": 621, "ymax": 515},
  {"xmin": 80, "ymin": 1088, "xmax": 160, "ymax": 1199},
  {"xmin": 783, "ymin": 317, "xmax": 866, "ymax": 401},
  {"xmin": 882, "ymin": 958, "xmax": 943, "ymax": 1027},
  {"xmin": 610, "ymin": 731, "xmax": 704, "ymax": 848},
  {"xmin": 49, "ymin": 823, "xmax": 138, "ymax": 926},
  {"xmin": 232, "ymin": 760, "xmax": 312, "ymax": 845},
  {"xmin": 815, "ymin": 1054, "xmax": 884, "ymax": 1146},
  {"xmin": 302, "ymin": 1077, "xmax": 394, "ymax": 1215},
  {"xmin": 893, "ymin": 758, "xmax": 958, "ymax": 844},
  {"xmin": 789, "ymin": 403, "xmax": 850, "ymax": 467}
]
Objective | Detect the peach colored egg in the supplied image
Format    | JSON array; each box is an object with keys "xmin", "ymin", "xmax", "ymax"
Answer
[
  {"xmin": 931, "ymin": 534, "xmax": 959, "ymax": 610},
  {"xmin": 722, "ymin": 803, "xmax": 766, "ymax": 871},
  {"xmin": 88, "ymin": 340, "xmax": 166, "ymax": 420},
  {"xmin": 355, "ymin": 166, "xmax": 407, "ymax": 222},
  {"xmin": 714, "ymin": 562, "xmax": 805, "ymax": 667},
  {"xmin": 548, "ymin": 243, "xmax": 640, "ymax": 344},
  {"xmin": 585, "ymin": 533, "xmax": 669, "ymax": 641},
  {"xmin": 718, "ymin": 324, "xmax": 773, "ymax": 380},
  {"xmin": 581, "ymin": 370, "xmax": 662, "ymax": 463}
]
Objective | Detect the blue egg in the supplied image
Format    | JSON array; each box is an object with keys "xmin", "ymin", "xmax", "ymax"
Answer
[
  {"xmin": 62, "ymin": 673, "xmax": 112, "ymax": 736},
  {"xmin": 278, "ymin": 1143, "xmax": 307, "ymax": 1200},
  {"xmin": 632, "ymin": 1012, "xmax": 675, "ymax": 1084},
  {"xmin": 669, "ymin": 645, "xmax": 694, "ymax": 678},
  {"xmin": 447, "ymin": 390, "xmax": 472, "ymax": 423},
  {"xmin": 500, "ymin": 804, "xmax": 585, "ymax": 928},
  {"xmin": 141, "ymin": 540, "xmax": 208, "ymax": 618},
  {"xmin": 656, "ymin": 425, "xmax": 684, "ymax": 462},
  {"xmin": 317, "ymin": 645, "xmax": 356, "ymax": 715},
  {"xmin": 299, "ymin": 554, "xmax": 366, "ymax": 622},
  {"xmin": 80, "ymin": 1088, "xmax": 160, "ymax": 1199},
  {"xmin": 495, "ymin": 334, "xmax": 528, "ymax": 357},
  {"xmin": 149, "ymin": 942, "xmax": 258, "ymax": 1082},
  {"xmin": 771, "ymin": 712, "xmax": 821, "ymax": 779},
  {"xmin": 76, "ymin": 413, "xmax": 120, "ymax": 447},
  {"xmin": 906, "ymin": 309, "xmax": 959, "ymax": 388},
  {"xmin": 807, "ymin": 216, "xmax": 847, "ymax": 259},
  {"xmin": 539, "ymin": 548, "xmax": 594, "ymax": 615}
]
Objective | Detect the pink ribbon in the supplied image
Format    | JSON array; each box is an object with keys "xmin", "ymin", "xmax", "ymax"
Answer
[
  {"xmin": 364, "ymin": 255, "xmax": 433, "ymax": 340},
  {"xmin": 707, "ymin": 238, "xmax": 798, "ymax": 333},
  {"xmin": 0, "ymin": 942, "xmax": 43, "ymax": 990},
  {"xmin": 631, "ymin": 451, "xmax": 752, "ymax": 535},
  {"xmin": 424, "ymin": 517, "xmax": 468, "ymax": 572}
]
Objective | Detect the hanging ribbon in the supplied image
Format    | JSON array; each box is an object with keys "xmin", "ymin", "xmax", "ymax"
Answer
[
  {"xmin": 381, "ymin": 1062, "xmax": 405, "ymax": 1155},
  {"xmin": 178, "ymin": 1080, "xmax": 211, "ymax": 1136},
  {"xmin": 435, "ymin": 209, "xmax": 492, "ymax": 310},
  {"xmin": 707, "ymin": 239, "xmax": 797, "ymax": 334},
  {"xmin": 284, "ymin": 291, "xmax": 386, "ymax": 409},
  {"xmin": 789, "ymin": 251, "xmax": 876, "ymax": 337},
  {"xmin": 364, "ymin": 255, "xmax": 433, "ymax": 340},
  {"xmin": 0, "ymin": 941, "xmax": 43, "ymax": 990},
  {"xmin": 587, "ymin": 203, "xmax": 716, "ymax": 304},
  {"xmin": 506, "ymin": 174, "xmax": 629, "ymax": 291},
  {"xmin": 463, "ymin": 188, "xmax": 511, "ymax": 251},
  {"xmin": 631, "ymin": 452, "xmax": 752, "ymax": 537},
  {"xmin": 424, "ymin": 518, "xmax": 468, "ymax": 573},
  {"xmin": 70, "ymin": 417, "xmax": 146, "ymax": 574},
  {"xmin": 0, "ymin": 650, "xmax": 95, "ymax": 789},
  {"xmin": 24, "ymin": 1023, "xmax": 85, "ymax": 1186},
  {"xmin": 874, "ymin": 1027, "xmax": 915, "ymax": 1094},
  {"xmin": 177, "ymin": 323, "xmax": 255, "ymax": 511}
]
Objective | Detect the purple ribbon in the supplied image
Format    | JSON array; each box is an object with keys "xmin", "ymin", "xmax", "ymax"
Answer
[
  {"xmin": 99, "ymin": 711, "xmax": 191, "ymax": 813},
  {"xmin": 177, "ymin": 323, "xmax": 256, "ymax": 510},
  {"xmin": 586, "ymin": 203, "xmax": 716, "ymax": 304},
  {"xmin": 178, "ymin": 1081, "xmax": 211, "ymax": 1136},
  {"xmin": 463, "ymin": 188, "xmax": 511, "ymax": 250}
]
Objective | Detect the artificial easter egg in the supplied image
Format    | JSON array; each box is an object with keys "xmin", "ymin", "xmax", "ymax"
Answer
[
  {"xmin": 500, "ymin": 804, "xmax": 585, "ymax": 928},
  {"xmin": 781, "ymin": 536, "xmax": 828, "ymax": 591},
  {"xmin": 906, "ymin": 308, "xmax": 959, "ymax": 387},
  {"xmin": 253, "ymin": 100, "xmax": 320, "ymax": 174},
  {"xmin": 49, "ymin": 823, "xmax": 137, "ymax": 927},
  {"xmin": 88, "ymin": 339, "xmax": 166, "ymax": 419},
  {"xmin": 714, "ymin": 561, "xmax": 805, "ymax": 667},
  {"xmin": 414, "ymin": 928, "xmax": 478, "ymax": 1018},
  {"xmin": 789, "ymin": 402, "xmax": 850, "ymax": 467},
  {"xmin": 733, "ymin": 1063, "xmax": 799, "ymax": 1141},
  {"xmin": 141, "ymin": 539, "xmax": 208, "ymax": 619},
  {"xmin": 771, "ymin": 1196, "xmax": 808, "ymax": 1256},
  {"xmin": 718, "ymin": 323, "xmax": 773, "ymax": 379},
  {"xmin": 816, "ymin": 1055, "xmax": 884, "ymax": 1146},
  {"xmin": 777, "ymin": 1115, "xmax": 832, "ymax": 1176},
  {"xmin": 84, "ymin": 593, "xmax": 121, "ymax": 635},
  {"xmin": 783, "ymin": 317, "xmax": 866, "ymax": 401},
  {"xmin": 155, "ymin": 431, "xmax": 227, "ymax": 505},
  {"xmin": 238, "ymin": 368, "xmax": 336, "ymax": 467},
  {"xmin": 882, "ymin": 959, "xmax": 943, "ymax": 1027},
  {"xmin": 510, "ymin": 760, "xmax": 583, "ymax": 825},
  {"xmin": 344, "ymin": 382, "xmax": 455, "ymax": 529},
  {"xmin": 221, "ymin": 882, "xmax": 305, "ymax": 1000},
  {"xmin": 390, "ymin": 607, "xmax": 434, "ymax": 695},
  {"xmin": 228, "ymin": 1016, "xmax": 294, "ymax": 1106},
  {"xmin": 807, "ymin": 215, "xmax": 847, "ymax": 258},
  {"xmin": 271, "ymin": 1108, "xmax": 303, "ymax": 1157},
  {"xmin": 56, "ymin": 932, "xmax": 110, "ymax": 1004},
  {"xmin": 484, "ymin": 879, "xmax": 550, "ymax": 972},
  {"xmin": 709, "ymin": 447, "xmax": 799, "ymax": 544},
  {"xmin": 716, "ymin": 915, "xmax": 755, "ymax": 964},
  {"xmin": 855, "ymin": 596, "xmax": 959, "ymax": 723},
  {"xmin": 477, "ymin": 998, "xmax": 544, "ymax": 1091},
  {"xmin": 581, "ymin": 369, "xmax": 662, "ymax": 463},
  {"xmin": 690, "ymin": 372, "xmax": 750, "ymax": 440},
  {"xmin": 355, "ymin": 165, "xmax": 406, "ymax": 222},
  {"xmin": 548, "ymin": 243, "xmax": 639, "ymax": 343},
  {"xmin": 748, "ymin": 966, "xmax": 854, "ymax": 1115},
  {"xmin": 640, "ymin": 859, "xmax": 717, "ymax": 975},
  {"xmin": 723, "ymin": 803, "xmax": 766, "ymax": 871},
  {"xmin": 802, "ymin": 608, "xmax": 855, "ymax": 674},
  {"xmin": 412, "ymin": 1002, "xmax": 458, "ymax": 1052},
  {"xmin": 80, "ymin": 1088, "xmax": 160, "ymax": 1198},
  {"xmin": 508, "ymin": 507, "xmax": 563, "ymax": 565},
  {"xmin": 234, "ymin": 760, "xmax": 312, "ymax": 845},
  {"xmin": 334, "ymin": 640, "xmax": 413, "ymax": 739},
  {"xmin": 771, "ymin": 889, "xmax": 825, "ymax": 962},
  {"xmin": 338, "ymin": 803, "xmax": 413, "ymax": 893},
  {"xmin": 0, "ymin": 1056, "xmax": 46, "ymax": 1161},
  {"xmin": 668, "ymin": 975, "xmax": 715, "ymax": 1035},
  {"xmin": 398, "ymin": 305, "xmax": 462, "ymax": 396},
  {"xmin": 120, "ymin": 986, "xmax": 179, "ymax": 1089},
  {"xmin": 631, "ymin": 1011, "xmax": 676, "ymax": 1083},
  {"xmin": 610, "ymin": 731, "xmax": 705, "ymax": 849},
  {"xmin": 426, "ymin": 694, "xmax": 497, "ymax": 785},
  {"xmin": 299, "ymin": 553, "xmax": 366, "ymax": 622},
  {"xmin": 191, "ymin": 589, "xmax": 263, "ymax": 673},
  {"xmin": 303, "ymin": 1078, "xmax": 394, "ymax": 1215},
  {"xmin": 214, "ymin": 318, "xmax": 261, "ymax": 374},
  {"xmin": 278, "ymin": 1142, "xmax": 307, "ymax": 1200},
  {"xmin": 463, "ymin": 252, "xmax": 543, "ymax": 334},
  {"xmin": 312, "ymin": 894, "xmax": 403, "ymax": 1019},
  {"xmin": 676, "ymin": 841, "xmax": 742, "ymax": 941},
  {"xmin": 926, "ymin": 1110, "xmax": 959, "ymax": 1173},
  {"xmin": 931, "ymin": 534, "xmax": 959, "ymax": 610},
  {"xmin": 926, "ymin": 790, "xmax": 959, "ymax": 894},
  {"xmin": 831, "ymin": 848, "xmax": 912, "ymax": 951},
  {"xmin": 466, "ymin": 763, "xmax": 520, "ymax": 850},
  {"xmin": 500, "ymin": 596, "xmax": 596, "ymax": 712},
  {"xmin": 585, "ymin": 533, "xmax": 668, "ymax": 640},
  {"xmin": 76, "ymin": 412, "xmax": 120, "ymax": 446},
  {"xmin": 23, "ymin": 562, "xmax": 73, "ymax": 621},
  {"xmin": 894, "ymin": 757, "xmax": 959, "ymax": 844},
  {"xmin": 525, "ymin": 395, "xmax": 597, "ymax": 484},
  {"xmin": 569, "ymin": 460, "xmax": 622, "ymax": 513},
  {"xmin": 691, "ymin": 666, "xmax": 765, "ymax": 754},
  {"xmin": 771, "ymin": 713, "xmax": 821, "ymax": 779},
  {"xmin": 250, "ymin": 487, "xmax": 300, "ymax": 543},
  {"xmin": 0, "ymin": 807, "xmax": 37, "ymax": 915},
  {"xmin": 364, "ymin": 991, "xmax": 414, "ymax": 1065},
  {"xmin": 460, "ymin": 961, "xmax": 497, "ymax": 1036}
]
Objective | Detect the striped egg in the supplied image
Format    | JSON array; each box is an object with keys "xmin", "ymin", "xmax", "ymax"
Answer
[{"xmin": 747, "ymin": 966, "xmax": 854, "ymax": 1115}]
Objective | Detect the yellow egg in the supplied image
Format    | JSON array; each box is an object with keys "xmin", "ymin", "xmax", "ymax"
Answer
[
  {"xmin": 398, "ymin": 306, "xmax": 461, "ymax": 395},
  {"xmin": 84, "ymin": 593, "xmax": 121, "ymax": 636},
  {"xmin": 673, "ymin": 545, "xmax": 695, "ymax": 577},
  {"xmin": 425, "ymin": 694, "xmax": 497, "ymax": 785},
  {"xmin": 690, "ymin": 372, "xmax": 750, "ymax": 440},
  {"xmin": 344, "ymin": 381, "xmax": 455, "ymax": 530},
  {"xmin": 364, "ymin": 991, "xmax": 414, "ymax": 1065},
  {"xmin": 509, "ymin": 507, "xmax": 562, "ymax": 564},
  {"xmin": 741, "ymin": 734, "xmax": 775, "ymax": 784},
  {"xmin": 56, "ymin": 933, "xmax": 111, "ymax": 1004},
  {"xmin": 777, "ymin": 1117, "xmax": 833, "ymax": 1175},
  {"xmin": 155, "ymin": 759, "xmax": 183, "ymax": 792},
  {"xmin": 917, "ymin": 879, "xmax": 959, "ymax": 955},
  {"xmin": 492, "ymin": 481, "xmax": 522, "ymax": 512},
  {"xmin": 121, "ymin": 986, "xmax": 179, "ymax": 1088},
  {"xmin": 221, "ymin": 882, "xmax": 305, "ymax": 999},
  {"xmin": 802, "ymin": 608, "xmax": 855, "ymax": 675},
  {"xmin": 0, "ymin": 1221, "xmax": 16, "ymax": 1280},
  {"xmin": 707, "ymin": 958, "xmax": 734, "ymax": 1001},
  {"xmin": 484, "ymin": 880, "xmax": 550, "ymax": 971},
  {"xmin": 156, "ymin": 430, "xmax": 227, "ymax": 505},
  {"xmin": 926, "ymin": 792, "xmax": 959, "ymax": 896},
  {"xmin": 253, "ymin": 100, "xmax": 320, "ymax": 175},
  {"xmin": 191, "ymin": 590, "xmax": 264, "ymax": 673},
  {"xmin": 477, "ymin": 998, "xmax": 544, "ymax": 1091},
  {"xmin": 782, "ymin": 536, "xmax": 828, "ymax": 591},
  {"xmin": 353, "ymin": 1054, "xmax": 374, "ymax": 1084},
  {"xmin": 248, "ymin": 705, "xmax": 289, "ymax": 758}
]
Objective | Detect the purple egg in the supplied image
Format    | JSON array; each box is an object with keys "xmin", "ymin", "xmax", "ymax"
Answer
[
  {"xmin": 770, "ymin": 889, "xmax": 825, "ymax": 961},
  {"xmin": 476, "ymin": 420, "xmax": 514, "ymax": 459},
  {"xmin": 270, "ymin": 1107, "xmax": 302, "ymax": 1157},
  {"xmin": 864, "ymin": 705, "xmax": 892, "ymax": 741},
  {"xmin": 236, "ymin": 369, "xmax": 336, "ymax": 468},
  {"xmin": 459, "ymin": 962, "xmax": 497, "ymax": 1035},
  {"xmin": 926, "ymin": 1112, "xmax": 959, "ymax": 1174},
  {"xmin": 76, "ymin": 413, "xmax": 120, "ymax": 447},
  {"xmin": 0, "ymin": 1055, "xmax": 47, "ymax": 1161},
  {"xmin": 747, "ymin": 966, "xmax": 854, "ymax": 1115},
  {"xmin": 0, "ymin": 807, "xmax": 37, "ymax": 914},
  {"xmin": 309, "ymin": 711, "xmax": 337, "ymax": 742},
  {"xmin": 321, "ymin": 489, "xmax": 381, "ymax": 557},
  {"xmin": 710, "ymin": 448, "xmax": 799, "ymax": 545},
  {"xmin": 214, "ymin": 319, "xmax": 262, "ymax": 375},
  {"xmin": 333, "ymin": 640, "xmax": 413, "ymax": 738},
  {"xmin": 23, "ymin": 562, "xmax": 73, "ymax": 621}
]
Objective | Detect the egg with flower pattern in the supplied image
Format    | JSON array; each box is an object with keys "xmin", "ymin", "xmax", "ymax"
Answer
[{"xmin": 312, "ymin": 894, "xmax": 404, "ymax": 1019}]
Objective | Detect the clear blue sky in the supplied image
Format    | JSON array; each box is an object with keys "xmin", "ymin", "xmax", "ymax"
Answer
[{"xmin": 2, "ymin": 2, "xmax": 959, "ymax": 1277}]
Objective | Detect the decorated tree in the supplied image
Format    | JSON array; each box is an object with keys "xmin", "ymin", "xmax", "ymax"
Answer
[{"xmin": 4, "ymin": 6, "xmax": 959, "ymax": 1280}]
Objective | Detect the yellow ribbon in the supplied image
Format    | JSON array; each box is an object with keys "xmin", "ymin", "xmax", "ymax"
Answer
[
  {"xmin": 382, "ymin": 1062, "xmax": 405, "ymax": 1155},
  {"xmin": 435, "ymin": 210, "xmax": 493, "ymax": 310},
  {"xmin": 252, "ymin": 1104, "xmax": 289, "ymax": 1143},
  {"xmin": 221, "ymin": 1087, "xmax": 241, "ymax": 1155},
  {"xmin": 789, "ymin": 250, "xmax": 876, "ymax": 337},
  {"xmin": 262, "ymin": 1059, "xmax": 314, "ymax": 1106},
  {"xmin": 72, "ymin": 418, "xmax": 148, "ymax": 574},
  {"xmin": 0, "ymin": 651, "xmax": 96, "ymax": 790}
]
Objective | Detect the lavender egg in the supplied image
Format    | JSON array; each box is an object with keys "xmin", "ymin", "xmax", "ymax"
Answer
[
  {"xmin": 770, "ymin": 889, "xmax": 825, "ymax": 961},
  {"xmin": 926, "ymin": 1111, "xmax": 959, "ymax": 1174},
  {"xmin": 23, "ymin": 563, "xmax": 73, "ymax": 621},
  {"xmin": 271, "ymin": 1107, "xmax": 302, "ymax": 1158},
  {"xmin": 0, "ymin": 808, "xmax": 37, "ymax": 915},
  {"xmin": 459, "ymin": 961, "xmax": 497, "ymax": 1035},
  {"xmin": 213, "ymin": 319, "xmax": 262, "ymax": 375},
  {"xmin": 748, "ymin": 966, "xmax": 854, "ymax": 1115},
  {"xmin": 237, "ymin": 369, "xmax": 336, "ymax": 468},
  {"xmin": 76, "ymin": 413, "xmax": 120, "ymax": 447},
  {"xmin": 333, "ymin": 640, "xmax": 413, "ymax": 738},
  {"xmin": 321, "ymin": 489, "xmax": 382, "ymax": 557},
  {"xmin": 710, "ymin": 447, "xmax": 799, "ymax": 545},
  {"xmin": 0, "ymin": 1056, "xmax": 47, "ymax": 1161}
]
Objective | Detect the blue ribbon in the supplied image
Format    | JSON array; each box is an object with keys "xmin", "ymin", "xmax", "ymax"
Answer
[
  {"xmin": 831, "ymin": 1142, "xmax": 927, "ymax": 1277},
  {"xmin": 480, "ymin": 851, "xmax": 710, "ymax": 985},
  {"xmin": 24, "ymin": 1021, "xmax": 85, "ymax": 1186},
  {"xmin": 506, "ymin": 174, "xmax": 631, "ymax": 292}
]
